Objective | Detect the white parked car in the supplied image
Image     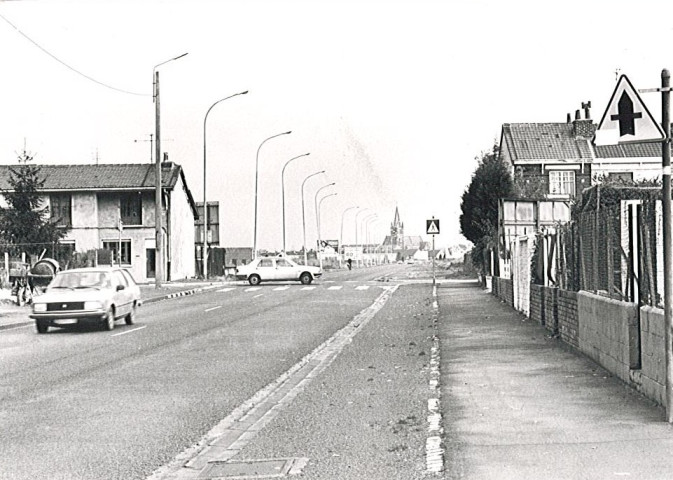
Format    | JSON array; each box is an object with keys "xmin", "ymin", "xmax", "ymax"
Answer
[
  {"xmin": 235, "ymin": 257, "xmax": 322, "ymax": 285},
  {"xmin": 30, "ymin": 266, "xmax": 141, "ymax": 333}
]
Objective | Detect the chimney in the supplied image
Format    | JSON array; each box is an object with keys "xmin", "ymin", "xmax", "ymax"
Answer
[
  {"xmin": 567, "ymin": 113, "xmax": 571, "ymax": 123},
  {"xmin": 573, "ymin": 101, "xmax": 595, "ymax": 138}
]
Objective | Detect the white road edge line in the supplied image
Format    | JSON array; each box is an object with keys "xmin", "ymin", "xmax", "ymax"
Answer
[
  {"xmin": 204, "ymin": 306, "xmax": 222, "ymax": 312},
  {"xmin": 111, "ymin": 325, "xmax": 147, "ymax": 337},
  {"xmin": 147, "ymin": 285, "xmax": 399, "ymax": 480}
]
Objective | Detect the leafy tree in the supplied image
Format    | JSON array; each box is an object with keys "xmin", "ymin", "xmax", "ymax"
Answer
[
  {"xmin": 459, "ymin": 144, "xmax": 515, "ymax": 273},
  {"xmin": 0, "ymin": 151, "xmax": 67, "ymax": 257}
]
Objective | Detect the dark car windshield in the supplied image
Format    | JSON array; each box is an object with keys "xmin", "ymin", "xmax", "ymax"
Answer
[{"xmin": 50, "ymin": 271, "xmax": 109, "ymax": 289}]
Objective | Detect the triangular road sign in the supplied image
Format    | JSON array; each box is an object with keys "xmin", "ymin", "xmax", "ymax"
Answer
[
  {"xmin": 595, "ymin": 74, "xmax": 665, "ymax": 145},
  {"xmin": 426, "ymin": 219, "xmax": 440, "ymax": 235}
]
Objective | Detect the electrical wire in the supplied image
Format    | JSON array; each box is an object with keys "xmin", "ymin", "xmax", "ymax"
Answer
[{"xmin": 0, "ymin": 11, "xmax": 150, "ymax": 97}]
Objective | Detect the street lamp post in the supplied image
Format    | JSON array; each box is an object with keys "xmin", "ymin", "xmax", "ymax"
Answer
[
  {"xmin": 354, "ymin": 208, "xmax": 371, "ymax": 267},
  {"xmin": 254, "ymin": 131, "xmax": 292, "ymax": 259},
  {"xmin": 317, "ymin": 192, "xmax": 337, "ymax": 270},
  {"xmin": 340, "ymin": 206, "xmax": 359, "ymax": 267},
  {"xmin": 202, "ymin": 90, "xmax": 248, "ymax": 279},
  {"xmin": 362, "ymin": 214, "xmax": 377, "ymax": 266},
  {"xmin": 281, "ymin": 152, "xmax": 310, "ymax": 255},
  {"xmin": 301, "ymin": 171, "xmax": 325, "ymax": 266},
  {"xmin": 153, "ymin": 52, "xmax": 188, "ymax": 288}
]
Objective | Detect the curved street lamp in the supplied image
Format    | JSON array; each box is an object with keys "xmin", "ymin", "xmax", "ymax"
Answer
[
  {"xmin": 317, "ymin": 192, "xmax": 338, "ymax": 270},
  {"xmin": 254, "ymin": 131, "xmax": 291, "ymax": 258},
  {"xmin": 340, "ymin": 206, "xmax": 359, "ymax": 267},
  {"xmin": 281, "ymin": 152, "xmax": 310, "ymax": 255},
  {"xmin": 301, "ymin": 171, "xmax": 325, "ymax": 266},
  {"xmin": 202, "ymin": 90, "xmax": 248, "ymax": 279},
  {"xmin": 313, "ymin": 183, "xmax": 336, "ymax": 245},
  {"xmin": 153, "ymin": 52, "xmax": 188, "ymax": 288}
]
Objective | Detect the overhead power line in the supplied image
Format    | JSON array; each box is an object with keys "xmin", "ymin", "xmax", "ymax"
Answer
[{"xmin": 0, "ymin": 12, "xmax": 150, "ymax": 97}]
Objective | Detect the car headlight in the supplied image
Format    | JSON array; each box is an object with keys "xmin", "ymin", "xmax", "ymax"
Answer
[
  {"xmin": 84, "ymin": 301, "xmax": 104, "ymax": 310},
  {"xmin": 33, "ymin": 303, "xmax": 47, "ymax": 313}
]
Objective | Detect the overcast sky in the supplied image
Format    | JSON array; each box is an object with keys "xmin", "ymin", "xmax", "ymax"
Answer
[{"xmin": 1, "ymin": 0, "xmax": 672, "ymax": 252}]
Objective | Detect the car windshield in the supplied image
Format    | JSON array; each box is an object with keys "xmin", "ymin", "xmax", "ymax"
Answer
[{"xmin": 50, "ymin": 271, "xmax": 109, "ymax": 289}]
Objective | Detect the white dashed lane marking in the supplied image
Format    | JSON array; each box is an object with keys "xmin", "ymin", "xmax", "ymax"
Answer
[
  {"xmin": 245, "ymin": 287, "xmax": 262, "ymax": 292},
  {"xmin": 301, "ymin": 286, "xmax": 316, "ymax": 291},
  {"xmin": 355, "ymin": 285, "xmax": 370, "ymax": 290},
  {"xmin": 273, "ymin": 286, "xmax": 290, "ymax": 291},
  {"xmin": 205, "ymin": 306, "xmax": 222, "ymax": 312},
  {"xmin": 328, "ymin": 286, "xmax": 343, "ymax": 290},
  {"xmin": 217, "ymin": 288, "xmax": 235, "ymax": 292}
]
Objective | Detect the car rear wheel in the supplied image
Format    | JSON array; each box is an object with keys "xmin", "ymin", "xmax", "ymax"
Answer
[
  {"xmin": 103, "ymin": 307, "xmax": 115, "ymax": 331},
  {"xmin": 125, "ymin": 304, "xmax": 136, "ymax": 325},
  {"xmin": 300, "ymin": 272, "xmax": 313, "ymax": 285},
  {"xmin": 248, "ymin": 274, "xmax": 261, "ymax": 286},
  {"xmin": 36, "ymin": 320, "xmax": 48, "ymax": 334}
]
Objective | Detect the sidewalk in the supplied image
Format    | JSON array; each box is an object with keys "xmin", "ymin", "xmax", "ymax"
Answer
[
  {"xmin": 438, "ymin": 284, "xmax": 673, "ymax": 480},
  {"xmin": 0, "ymin": 280, "xmax": 231, "ymax": 331}
]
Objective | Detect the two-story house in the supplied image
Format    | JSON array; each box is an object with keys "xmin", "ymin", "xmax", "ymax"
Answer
[
  {"xmin": 0, "ymin": 162, "xmax": 198, "ymax": 283},
  {"xmin": 499, "ymin": 105, "xmax": 663, "ymax": 200}
]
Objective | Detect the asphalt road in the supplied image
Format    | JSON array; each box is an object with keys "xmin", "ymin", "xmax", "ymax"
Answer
[{"xmin": 0, "ymin": 263, "xmax": 435, "ymax": 480}]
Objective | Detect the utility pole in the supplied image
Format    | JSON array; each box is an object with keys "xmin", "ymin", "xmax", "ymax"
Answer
[
  {"xmin": 661, "ymin": 69, "xmax": 673, "ymax": 422},
  {"xmin": 154, "ymin": 70, "xmax": 163, "ymax": 288}
]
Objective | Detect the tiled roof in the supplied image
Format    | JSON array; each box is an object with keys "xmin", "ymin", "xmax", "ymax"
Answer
[
  {"xmin": 502, "ymin": 123, "xmax": 594, "ymax": 161},
  {"xmin": 594, "ymin": 142, "xmax": 661, "ymax": 158},
  {"xmin": 0, "ymin": 163, "xmax": 181, "ymax": 191}
]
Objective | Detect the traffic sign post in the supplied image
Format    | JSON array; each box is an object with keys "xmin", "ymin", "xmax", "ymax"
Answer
[
  {"xmin": 598, "ymin": 72, "xmax": 673, "ymax": 422},
  {"xmin": 427, "ymin": 217, "xmax": 440, "ymax": 287}
]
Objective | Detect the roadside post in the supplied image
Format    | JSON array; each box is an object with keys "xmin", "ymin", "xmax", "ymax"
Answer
[
  {"xmin": 596, "ymin": 72, "xmax": 672, "ymax": 421},
  {"xmin": 426, "ymin": 217, "xmax": 440, "ymax": 287}
]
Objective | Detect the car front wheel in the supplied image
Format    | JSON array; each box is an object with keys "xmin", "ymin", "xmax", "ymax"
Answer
[
  {"xmin": 248, "ymin": 274, "xmax": 261, "ymax": 286},
  {"xmin": 103, "ymin": 307, "xmax": 115, "ymax": 331},
  {"xmin": 36, "ymin": 320, "xmax": 48, "ymax": 334},
  {"xmin": 300, "ymin": 272, "xmax": 313, "ymax": 285},
  {"xmin": 125, "ymin": 305, "xmax": 136, "ymax": 325}
]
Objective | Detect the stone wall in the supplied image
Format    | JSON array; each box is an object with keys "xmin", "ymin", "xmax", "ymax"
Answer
[
  {"xmin": 577, "ymin": 291, "xmax": 639, "ymax": 385},
  {"xmin": 530, "ymin": 284, "xmax": 543, "ymax": 325},
  {"xmin": 632, "ymin": 306, "xmax": 666, "ymax": 406},
  {"xmin": 543, "ymin": 287, "xmax": 558, "ymax": 334},
  {"xmin": 492, "ymin": 277, "xmax": 513, "ymax": 307}
]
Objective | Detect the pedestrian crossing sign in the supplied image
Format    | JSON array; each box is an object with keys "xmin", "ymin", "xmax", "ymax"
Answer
[{"xmin": 426, "ymin": 218, "xmax": 440, "ymax": 235}]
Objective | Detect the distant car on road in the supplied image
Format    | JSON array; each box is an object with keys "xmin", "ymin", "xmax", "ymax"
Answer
[
  {"xmin": 30, "ymin": 266, "xmax": 141, "ymax": 333},
  {"xmin": 235, "ymin": 256, "xmax": 322, "ymax": 285}
]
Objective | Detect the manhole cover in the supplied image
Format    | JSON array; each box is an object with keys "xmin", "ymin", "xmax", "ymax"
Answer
[{"xmin": 199, "ymin": 457, "xmax": 308, "ymax": 479}]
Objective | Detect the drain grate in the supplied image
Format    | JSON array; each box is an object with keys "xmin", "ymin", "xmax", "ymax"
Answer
[{"xmin": 199, "ymin": 457, "xmax": 308, "ymax": 479}]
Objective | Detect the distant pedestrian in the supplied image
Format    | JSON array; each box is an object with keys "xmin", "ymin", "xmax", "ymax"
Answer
[{"xmin": 347, "ymin": 258, "xmax": 352, "ymax": 270}]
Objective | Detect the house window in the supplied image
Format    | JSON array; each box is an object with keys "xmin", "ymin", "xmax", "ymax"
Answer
[
  {"xmin": 549, "ymin": 171, "xmax": 575, "ymax": 196},
  {"xmin": 103, "ymin": 240, "xmax": 132, "ymax": 265},
  {"xmin": 50, "ymin": 194, "xmax": 72, "ymax": 226},
  {"xmin": 120, "ymin": 193, "xmax": 142, "ymax": 225}
]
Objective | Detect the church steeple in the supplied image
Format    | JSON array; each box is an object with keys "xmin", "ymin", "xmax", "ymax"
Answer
[{"xmin": 390, "ymin": 206, "xmax": 404, "ymax": 248}]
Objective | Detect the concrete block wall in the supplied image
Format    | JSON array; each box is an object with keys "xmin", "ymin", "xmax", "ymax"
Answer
[
  {"xmin": 558, "ymin": 290, "xmax": 579, "ymax": 349},
  {"xmin": 633, "ymin": 306, "xmax": 666, "ymax": 406},
  {"xmin": 577, "ymin": 291, "xmax": 639, "ymax": 385}
]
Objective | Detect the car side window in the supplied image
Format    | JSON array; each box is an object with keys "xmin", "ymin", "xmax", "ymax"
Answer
[
  {"xmin": 276, "ymin": 259, "xmax": 292, "ymax": 268},
  {"xmin": 259, "ymin": 259, "xmax": 274, "ymax": 268},
  {"xmin": 120, "ymin": 269, "xmax": 137, "ymax": 287},
  {"xmin": 113, "ymin": 270, "xmax": 128, "ymax": 288}
]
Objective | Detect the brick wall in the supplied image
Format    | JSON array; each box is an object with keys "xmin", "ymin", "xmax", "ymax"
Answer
[
  {"xmin": 543, "ymin": 287, "xmax": 559, "ymax": 334},
  {"xmin": 492, "ymin": 277, "xmax": 513, "ymax": 307},
  {"xmin": 558, "ymin": 289, "xmax": 579, "ymax": 349},
  {"xmin": 530, "ymin": 284, "xmax": 543, "ymax": 325}
]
